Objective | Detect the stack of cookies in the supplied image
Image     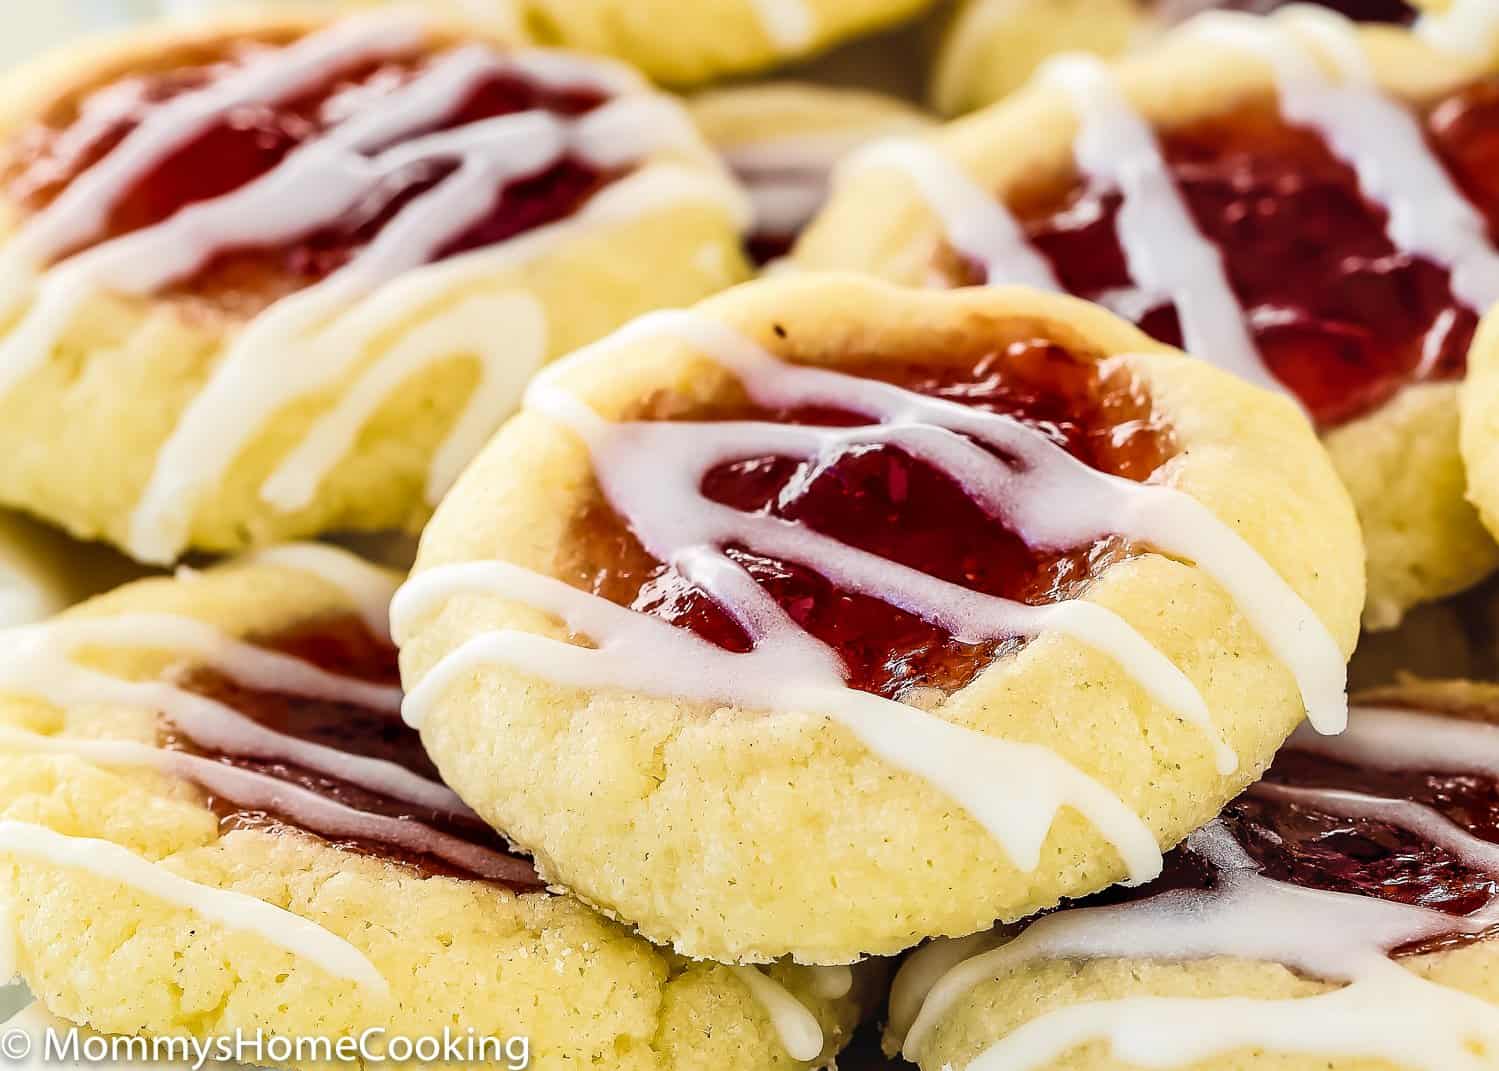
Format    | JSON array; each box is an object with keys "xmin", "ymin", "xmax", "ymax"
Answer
[{"xmin": 0, "ymin": 2, "xmax": 1495, "ymax": 1069}]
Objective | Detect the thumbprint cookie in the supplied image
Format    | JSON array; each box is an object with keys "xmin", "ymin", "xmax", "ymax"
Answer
[
  {"xmin": 0, "ymin": 546, "xmax": 876, "ymax": 1070},
  {"xmin": 0, "ymin": 9, "xmax": 749, "ymax": 565},
  {"xmin": 513, "ymin": 0, "xmax": 938, "ymax": 87},
  {"xmin": 800, "ymin": 9, "xmax": 1499, "ymax": 629},
  {"xmin": 889, "ymin": 677, "xmax": 1499, "ymax": 1071},
  {"xmin": 394, "ymin": 273, "xmax": 1363, "ymax": 964},
  {"xmin": 929, "ymin": 0, "xmax": 1471, "ymax": 117},
  {"xmin": 690, "ymin": 83, "xmax": 930, "ymax": 266}
]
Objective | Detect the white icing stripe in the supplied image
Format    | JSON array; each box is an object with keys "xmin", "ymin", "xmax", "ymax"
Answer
[
  {"xmin": 901, "ymin": 824, "xmax": 1499, "ymax": 1063},
  {"xmin": 257, "ymin": 292, "xmax": 550, "ymax": 514},
  {"xmin": 886, "ymin": 931, "xmax": 1006, "ymax": 1046},
  {"xmin": 897, "ymin": 704, "xmax": 1499, "ymax": 1070},
  {"xmin": 732, "ymin": 967, "xmax": 824, "ymax": 1062},
  {"xmin": 807, "ymin": 964, "xmax": 854, "ymax": 1000},
  {"xmin": 4, "ymin": 13, "xmax": 426, "ymax": 270},
  {"xmin": 0, "ymin": 17, "xmax": 741, "ymax": 563},
  {"xmin": 748, "ymin": 0, "xmax": 815, "ymax": 50},
  {"xmin": 122, "ymin": 155, "xmax": 738, "ymax": 564},
  {"xmin": 1416, "ymin": 0, "xmax": 1499, "ymax": 55},
  {"xmin": 247, "ymin": 542, "xmax": 399, "ymax": 643},
  {"xmin": 1040, "ymin": 55, "xmax": 1275, "ymax": 395},
  {"xmin": 0, "ymin": 615, "xmax": 464, "ymax": 815},
  {"xmin": 1250, "ymin": 780, "xmax": 1499, "ymax": 873},
  {"xmin": 1188, "ymin": 9, "xmax": 1499, "ymax": 315},
  {"xmin": 394, "ymin": 561, "xmax": 1165, "ymax": 882},
  {"xmin": 0, "ymin": 819, "xmax": 387, "ymax": 994},
  {"xmin": 242, "ymin": 162, "xmax": 736, "ymax": 529},
  {"xmin": 727, "ymin": 132, "xmax": 913, "ymax": 241},
  {"xmin": 966, "ymin": 962, "xmax": 1499, "ymax": 1071},
  {"xmin": 39, "ymin": 613, "xmax": 401, "ymax": 712},
  {"xmin": 395, "ymin": 303, "xmax": 1345, "ymax": 878},
  {"xmin": 844, "ymin": 138, "xmax": 1062, "ymax": 290},
  {"xmin": 68, "ymin": 89, "xmax": 693, "ymax": 559},
  {"xmin": 0, "ymin": 726, "xmax": 535, "ymax": 886},
  {"xmin": 535, "ymin": 309, "xmax": 1346, "ymax": 733},
  {"xmin": 1288, "ymin": 703, "xmax": 1499, "ymax": 777}
]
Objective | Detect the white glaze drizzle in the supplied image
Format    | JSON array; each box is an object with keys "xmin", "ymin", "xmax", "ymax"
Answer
[
  {"xmin": 886, "ymin": 931, "xmax": 1006, "ymax": 1046},
  {"xmin": 748, "ymin": 0, "xmax": 816, "ymax": 51},
  {"xmin": 0, "ymin": 16, "xmax": 743, "ymax": 563},
  {"xmin": 396, "ymin": 307, "xmax": 1346, "ymax": 881},
  {"xmin": 0, "ymin": 13, "xmax": 426, "ymax": 272},
  {"xmin": 808, "ymin": 964, "xmax": 854, "ymax": 999},
  {"xmin": 897, "ymin": 705, "xmax": 1499, "ymax": 1070},
  {"xmin": 1038, "ymin": 54, "xmax": 1275, "ymax": 394},
  {"xmin": 0, "ymin": 819, "xmax": 388, "ymax": 994},
  {"xmin": 1416, "ymin": 0, "xmax": 1499, "ymax": 56},
  {"xmin": 1187, "ymin": 8, "xmax": 1499, "ymax": 314},
  {"xmin": 1288, "ymin": 702, "xmax": 1499, "ymax": 776},
  {"xmin": 855, "ymin": 12, "xmax": 1499, "ymax": 417},
  {"xmin": 727, "ymin": 132, "xmax": 893, "ymax": 243},
  {"xmin": 0, "ymin": 725, "xmax": 535, "ymax": 885},
  {"xmin": 395, "ymin": 560, "xmax": 1164, "ymax": 881},
  {"xmin": 732, "ymin": 966, "xmax": 825, "ymax": 1063},
  {"xmin": 0, "ymin": 613, "xmax": 463, "ymax": 815},
  {"xmin": 843, "ymin": 138, "xmax": 1061, "ymax": 290},
  {"xmin": 248, "ymin": 542, "xmax": 400, "ymax": 643}
]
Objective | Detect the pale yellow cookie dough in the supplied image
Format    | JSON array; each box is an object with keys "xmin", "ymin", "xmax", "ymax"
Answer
[
  {"xmin": 514, "ymin": 0, "xmax": 938, "ymax": 86},
  {"xmin": 930, "ymin": 0, "xmax": 1140, "ymax": 117},
  {"xmin": 1458, "ymin": 305, "xmax": 1499, "ymax": 555},
  {"xmin": 399, "ymin": 273, "xmax": 1363, "ymax": 965},
  {"xmin": 928, "ymin": 0, "xmax": 1462, "ymax": 116},
  {"xmin": 0, "ymin": 553, "xmax": 874, "ymax": 1071},
  {"xmin": 0, "ymin": 10, "xmax": 749, "ymax": 565},
  {"xmin": 897, "ymin": 678, "xmax": 1499, "ymax": 1071},
  {"xmin": 800, "ymin": 18, "xmax": 1499, "ymax": 630},
  {"xmin": 690, "ymin": 81, "xmax": 930, "ymax": 147}
]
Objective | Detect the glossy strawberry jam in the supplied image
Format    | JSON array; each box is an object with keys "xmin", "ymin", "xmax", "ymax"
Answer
[
  {"xmin": 985, "ymin": 77, "xmax": 1499, "ymax": 430},
  {"xmin": 167, "ymin": 614, "xmax": 538, "ymax": 886},
  {"xmin": 567, "ymin": 338, "xmax": 1176, "ymax": 701},
  {"xmin": 2, "ymin": 39, "xmax": 617, "ymax": 289},
  {"xmin": 1088, "ymin": 719, "xmax": 1499, "ymax": 956}
]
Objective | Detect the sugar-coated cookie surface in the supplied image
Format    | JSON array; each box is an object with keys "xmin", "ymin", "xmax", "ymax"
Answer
[
  {"xmin": 799, "ymin": 10, "xmax": 1499, "ymax": 629},
  {"xmin": 0, "ymin": 549, "xmax": 874, "ymax": 1070},
  {"xmin": 396, "ymin": 273, "xmax": 1362, "ymax": 964},
  {"xmin": 514, "ymin": 0, "xmax": 937, "ymax": 86},
  {"xmin": 889, "ymin": 678, "xmax": 1499, "ymax": 1071},
  {"xmin": 0, "ymin": 9, "xmax": 748, "ymax": 565}
]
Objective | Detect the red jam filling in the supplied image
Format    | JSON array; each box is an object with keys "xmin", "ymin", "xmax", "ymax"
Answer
[
  {"xmin": 167, "ymin": 614, "xmax": 536, "ymax": 886},
  {"xmin": 1157, "ymin": 0, "xmax": 1416, "ymax": 24},
  {"xmin": 1086, "ymin": 723, "xmax": 1499, "ymax": 957},
  {"xmin": 747, "ymin": 232, "xmax": 797, "ymax": 267},
  {"xmin": 567, "ymin": 338, "xmax": 1175, "ymax": 701},
  {"xmin": 2, "ymin": 40, "xmax": 619, "ymax": 290},
  {"xmin": 986, "ymin": 76, "xmax": 1499, "ymax": 430}
]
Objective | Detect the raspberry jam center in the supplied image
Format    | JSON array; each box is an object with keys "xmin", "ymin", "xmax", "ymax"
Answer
[
  {"xmin": 992, "ymin": 77, "xmax": 1499, "ymax": 430},
  {"xmin": 169, "ymin": 614, "xmax": 533, "ymax": 885},
  {"xmin": 2, "ymin": 41, "xmax": 617, "ymax": 289},
  {"xmin": 566, "ymin": 339, "xmax": 1175, "ymax": 701},
  {"xmin": 1096, "ymin": 718, "xmax": 1499, "ymax": 956}
]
